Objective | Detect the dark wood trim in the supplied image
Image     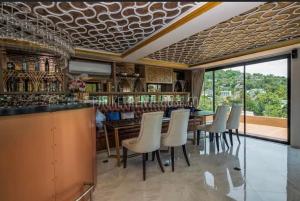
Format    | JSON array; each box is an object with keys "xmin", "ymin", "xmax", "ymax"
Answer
[
  {"xmin": 205, "ymin": 54, "xmax": 290, "ymax": 72},
  {"xmin": 287, "ymin": 55, "xmax": 291, "ymax": 145}
]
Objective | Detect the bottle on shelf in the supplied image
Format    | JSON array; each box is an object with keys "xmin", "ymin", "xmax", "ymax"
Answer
[
  {"xmin": 12, "ymin": 76, "xmax": 18, "ymax": 92},
  {"xmin": 42, "ymin": 78, "xmax": 47, "ymax": 92},
  {"xmin": 45, "ymin": 58, "xmax": 50, "ymax": 72},
  {"xmin": 6, "ymin": 76, "xmax": 17, "ymax": 92},
  {"xmin": 35, "ymin": 59, "xmax": 40, "ymax": 71},
  {"xmin": 24, "ymin": 77, "xmax": 29, "ymax": 92},
  {"xmin": 22, "ymin": 59, "xmax": 28, "ymax": 72},
  {"xmin": 6, "ymin": 78, "xmax": 12, "ymax": 92},
  {"xmin": 17, "ymin": 78, "xmax": 24, "ymax": 92},
  {"xmin": 54, "ymin": 64, "xmax": 59, "ymax": 73}
]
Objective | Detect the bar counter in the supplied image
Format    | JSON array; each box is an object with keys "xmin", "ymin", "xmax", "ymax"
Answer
[
  {"xmin": 0, "ymin": 104, "xmax": 96, "ymax": 201},
  {"xmin": 0, "ymin": 103, "xmax": 93, "ymax": 116}
]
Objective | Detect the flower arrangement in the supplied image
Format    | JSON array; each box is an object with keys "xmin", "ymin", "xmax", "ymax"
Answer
[{"xmin": 68, "ymin": 79, "xmax": 86, "ymax": 92}]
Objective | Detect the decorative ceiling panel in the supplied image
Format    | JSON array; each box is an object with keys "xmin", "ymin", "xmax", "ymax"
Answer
[
  {"xmin": 9, "ymin": 2, "xmax": 200, "ymax": 53},
  {"xmin": 147, "ymin": 2, "xmax": 300, "ymax": 65}
]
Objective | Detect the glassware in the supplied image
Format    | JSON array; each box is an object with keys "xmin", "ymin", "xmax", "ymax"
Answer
[{"xmin": 0, "ymin": 2, "xmax": 74, "ymax": 60}]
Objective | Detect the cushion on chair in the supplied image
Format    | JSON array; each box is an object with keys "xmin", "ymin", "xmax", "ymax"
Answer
[
  {"xmin": 122, "ymin": 137, "xmax": 140, "ymax": 153},
  {"xmin": 96, "ymin": 109, "xmax": 106, "ymax": 129},
  {"xmin": 184, "ymin": 106, "xmax": 196, "ymax": 113},
  {"xmin": 106, "ymin": 111, "xmax": 121, "ymax": 121},
  {"xmin": 121, "ymin": 112, "xmax": 135, "ymax": 120}
]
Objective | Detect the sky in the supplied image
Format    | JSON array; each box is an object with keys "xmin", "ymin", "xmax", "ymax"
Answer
[{"xmin": 225, "ymin": 58, "xmax": 288, "ymax": 77}]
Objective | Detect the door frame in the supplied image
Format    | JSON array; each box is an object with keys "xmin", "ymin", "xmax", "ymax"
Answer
[{"xmin": 205, "ymin": 54, "xmax": 291, "ymax": 144}]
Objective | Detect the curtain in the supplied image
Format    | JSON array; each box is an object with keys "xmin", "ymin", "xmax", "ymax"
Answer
[{"xmin": 191, "ymin": 69, "xmax": 205, "ymax": 107}]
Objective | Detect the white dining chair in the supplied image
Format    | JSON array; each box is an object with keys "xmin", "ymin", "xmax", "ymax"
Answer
[
  {"xmin": 227, "ymin": 104, "xmax": 242, "ymax": 145},
  {"xmin": 122, "ymin": 111, "xmax": 164, "ymax": 181},
  {"xmin": 197, "ymin": 105, "xmax": 229, "ymax": 152},
  {"xmin": 161, "ymin": 109, "xmax": 190, "ymax": 172}
]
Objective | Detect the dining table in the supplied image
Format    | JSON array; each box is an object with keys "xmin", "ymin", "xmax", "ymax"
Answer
[{"xmin": 104, "ymin": 110, "xmax": 215, "ymax": 166}]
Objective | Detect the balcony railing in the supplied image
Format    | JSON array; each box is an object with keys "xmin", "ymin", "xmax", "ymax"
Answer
[
  {"xmin": 204, "ymin": 115, "xmax": 287, "ymax": 141},
  {"xmin": 240, "ymin": 115, "xmax": 287, "ymax": 141}
]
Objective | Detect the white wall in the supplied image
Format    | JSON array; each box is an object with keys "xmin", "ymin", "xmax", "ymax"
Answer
[
  {"xmin": 291, "ymin": 48, "xmax": 300, "ymax": 148},
  {"xmin": 69, "ymin": 60, "xmax": 111, "ymax": 75}
]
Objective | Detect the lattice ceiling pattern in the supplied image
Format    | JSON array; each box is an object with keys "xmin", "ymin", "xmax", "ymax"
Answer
[
  {"xmin": 10, "ymin": 2, "xmax": 200, "ymax": 53},
  {"xmin": 148, "ymin": 2, "xmax": 300, "ymax": 65}
]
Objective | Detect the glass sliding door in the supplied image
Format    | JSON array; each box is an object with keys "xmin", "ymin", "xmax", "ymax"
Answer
[
  {"xmin": 245, "ymin": 58, "xmax": 288, "ymax": 142},
  {"xmin": 199, "ymin": 56, "xmax": 289, "ymax": 143},
  {"xmin": 214, "ymin": 66, "xmax": 245, "ymax": 133},
  {"xmin": 200, "ymin": 71, "xmax": 214, "ymax": 111}
]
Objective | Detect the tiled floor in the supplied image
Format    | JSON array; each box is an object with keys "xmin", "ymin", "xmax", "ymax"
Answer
[{"xmin": 93, "ymin": 136, "xmax": 300, "ymax": 201}]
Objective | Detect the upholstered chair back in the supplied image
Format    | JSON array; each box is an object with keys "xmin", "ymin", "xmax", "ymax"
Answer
[
  {"xmin": 227, "ymin": 104, "xmax": 242, "ymax": 130},
  {"xmin": 134, "ymin": 112, "xmax": 164, "ymax": 153},
  {"xmin": 211, "ymin": 105, "xmax": 229, "ymax": 133},
  {"xmin": 163, "ymin": 109, "xmax": 190, "ymax": 146}
]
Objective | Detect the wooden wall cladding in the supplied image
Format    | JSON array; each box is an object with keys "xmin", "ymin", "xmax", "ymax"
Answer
[
  {"xmin": 0, "ymin": 113, "xmax": 55, "ymax": 201},
  {"xmin": 116, "ymin": 63, "xmax": 135, "ymax": 75},
  {"xmin": 145, "ymin": 65, "xmax": 173, "ymax": 84},
  {"xmin": 0, "ymin": 108, "xmax": 96, "ymax": 201}
]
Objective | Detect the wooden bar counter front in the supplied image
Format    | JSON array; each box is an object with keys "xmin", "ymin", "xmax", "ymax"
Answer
[{"xmin": 0, "ymin": 107, "xmax": 96, "ymax": 201}]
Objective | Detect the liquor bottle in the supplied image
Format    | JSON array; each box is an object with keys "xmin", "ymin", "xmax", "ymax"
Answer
[
  {"xmin": 45, "ymin": 58, "xmax": 50, "ymax": 72},
  {"xmin": 35, "ymin": 60, "xmax": 40, "ymax": 71},
  {"xmin": 22, "ymin": 59, "xmax": 28, "ymax": 72},
  {"xmin": 54, "ymin": 65, "xmax": 59, "ymax": 73},
  {"xmin": 18, "ymin": 79, "xmax": 24, "ymax": 92},
  {"xmin": 42, "ymin": 78, "xmax": 47, "ymax": 92},
  {"xmin": 24, "ymin": 78, "xmax": 29, "ymax": 92},
  {"xmin": 6, "ymin": 77, "xmax": 12, "ymax": 92},
  {"xmin": 12, "ymin": 76, "xmax": 17, "ymax": 92}
]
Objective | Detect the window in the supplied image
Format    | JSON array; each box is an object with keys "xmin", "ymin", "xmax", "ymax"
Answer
[
  {"xmin": 200, "ymin": 71, "xmax": 213, "ymax": 110},
  {"xmin": 199, "ymin": 56, "xmax": 289, "ymax": 142}
]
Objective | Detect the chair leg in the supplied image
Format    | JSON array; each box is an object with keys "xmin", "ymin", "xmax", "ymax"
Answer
[
  {"xmin": 142, "ymin": 153, "xmax": 147, "ymax": 181},
  {"xmin": 222, "ymin": 132, "xmax": 229, "ymax": 148},
  {"xmin": 155, "ymin": 150, "xmax": 165, "ymax": 173},
  {"xmin": 152, "ymin": 151, "xmax": 155, "ymax": 161},
  {"xmin": 209, "ymin": 132, "xmax": 214, "ymax": 142},
  {"xmin": 215, "ymin": 133, "xmax": 220, "ymax": 152},
  {"xmin": 145, "ymin": 153, "xmax": 148, "ymax": 161},
  {"xmin": 197, "ymin": 130, "xmax": 200, "ymax": 145},
  {"xmin": 171, "ymin": 147, "xmax": 175, "ymax": 172},
  {"xmin": 236, "ymin": 129, "xmax": 241, "ymax": 144},
  {"xmin": 229, "ymin": 129, "xmax": 233, "ymax": 146},
  {"xmin": 182, "ymin": 144, "xmax": 190, "ymax": 166},
  {"xmin": 123, "ymin": 147, "xmax": 127, "ymax": 168}
]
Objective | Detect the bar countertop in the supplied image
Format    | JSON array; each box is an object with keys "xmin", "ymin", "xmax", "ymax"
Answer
[{"xmin": 0, "ymin": 103, "xmax": 94, "ymax": 116}]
